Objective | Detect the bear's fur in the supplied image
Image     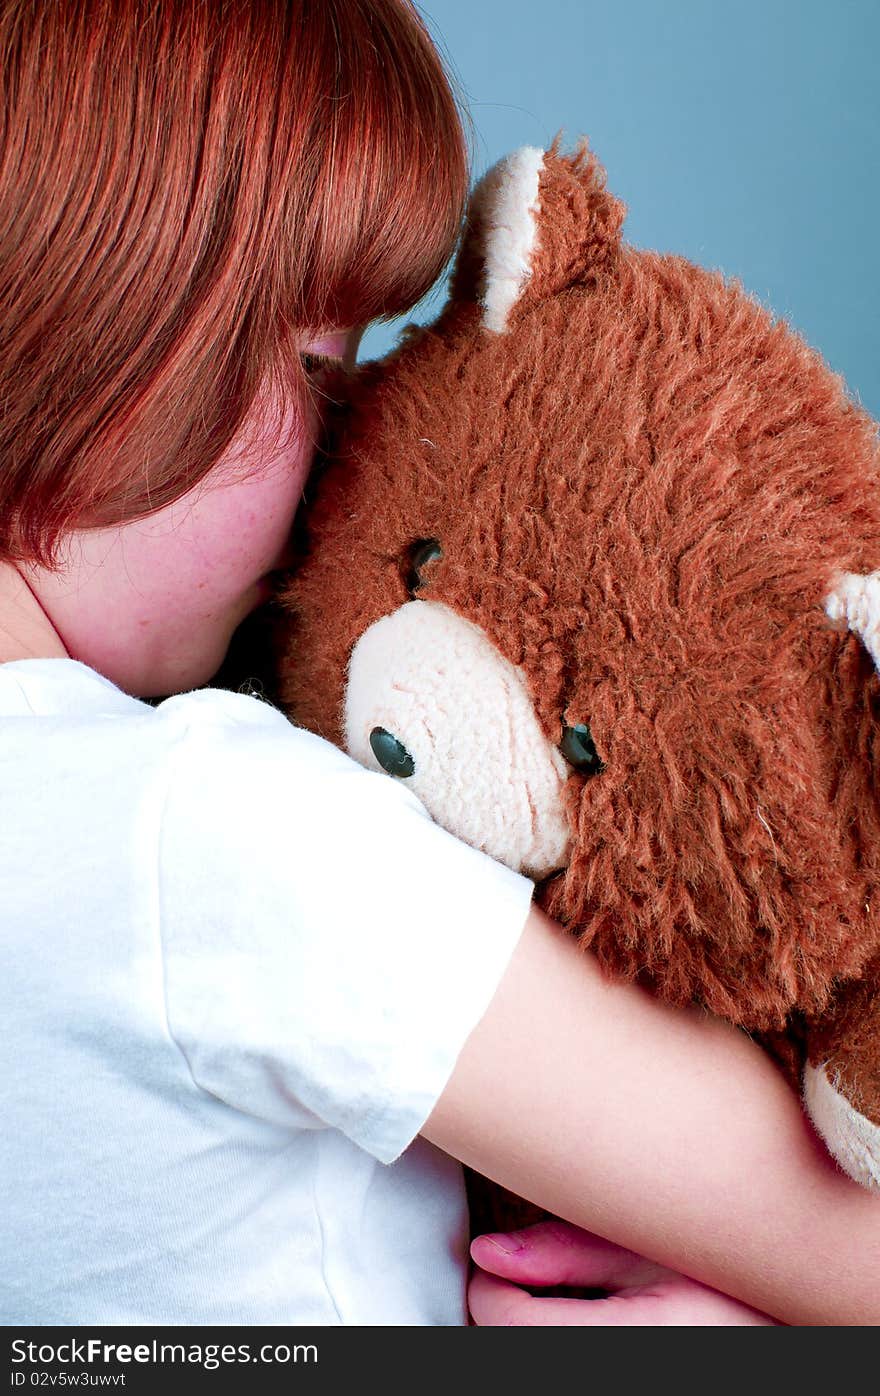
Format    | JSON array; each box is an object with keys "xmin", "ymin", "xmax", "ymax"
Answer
[{"xmin": 277, "ymin": 141, "xmax": 880, "ymax": 1188}]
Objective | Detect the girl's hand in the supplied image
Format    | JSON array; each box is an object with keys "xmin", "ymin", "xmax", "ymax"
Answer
[{"xmin": 469, "ymin": 1221, "xmax": 778, "ymax": 1326}]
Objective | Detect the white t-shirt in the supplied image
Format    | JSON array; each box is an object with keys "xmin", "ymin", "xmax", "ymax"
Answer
[{"xmin": 0, "ymin": 658, "xmax": 533, "ymax": 1326}]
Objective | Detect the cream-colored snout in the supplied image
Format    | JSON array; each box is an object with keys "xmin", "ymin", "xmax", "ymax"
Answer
[{"xmin": 344, "ymin": 601, "xmax": 572, "ymax": 879}]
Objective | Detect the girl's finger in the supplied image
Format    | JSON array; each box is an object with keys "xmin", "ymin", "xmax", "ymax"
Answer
[
  {"xmin": 470, "ymin": 1219, "xmax": 666, "ymax": 1290},
  {"xmin": 468, "ymin": 1267, "xmax": 646, "ymax": 1326},
  {"xmin": 468, "ymin": 1268, "xmax": 777, "ymax": 1327}
]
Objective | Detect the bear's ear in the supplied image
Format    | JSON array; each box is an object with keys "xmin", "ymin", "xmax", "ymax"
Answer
[
  {"xmin": 825, "ymin": 572, "xmax": 880, "ymax": 672},
  {"xmin": 449, "ymin": 137, "xmax": 627, "ymax": 334}
]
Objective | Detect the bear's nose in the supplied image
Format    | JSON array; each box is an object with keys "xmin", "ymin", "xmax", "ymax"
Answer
[{"xmin": 369, "ymin": 727, "xmax": 416, "ymax": 778}]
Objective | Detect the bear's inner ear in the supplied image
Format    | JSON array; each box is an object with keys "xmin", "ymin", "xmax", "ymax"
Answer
[
  {"xmin": 455, "ymin": 146, "xmax": 545, "ymax": 335},
  {"xmin": 825, "ymin": 571, "xmax": 880, "ymax": 673},
  {"xmin": 449, "ymin": 139, "xmax": 627, "ymax": 335}
]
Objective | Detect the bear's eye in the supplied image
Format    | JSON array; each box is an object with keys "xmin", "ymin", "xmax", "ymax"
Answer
[
  {"xmin": 559, "ymin": 721, "xmax": 605, "ymax": 777},
  {"xmin": 370, "ymin": 727, "xmax": 415, "ymax": 778},
  {"xmin": 406, "ymin": 538, "xmax": 443, "ymax": 596}
]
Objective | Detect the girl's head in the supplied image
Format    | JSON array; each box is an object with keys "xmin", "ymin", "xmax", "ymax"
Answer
[{"xmin": 0, "ymin": 0, "xmax": 468, "ymax": 695}]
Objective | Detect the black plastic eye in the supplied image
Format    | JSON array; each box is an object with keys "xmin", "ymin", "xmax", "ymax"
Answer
[
  {"xmin": 406, "ymin": 538, "xmax": 443, "ymax": 595},
  {"xmin": 559, "ymin": 721, "xmax": 605, "ymax": 777},
  {"xmin": 370, "ymin": 727, "xmax": 416, "ymax": 778}
]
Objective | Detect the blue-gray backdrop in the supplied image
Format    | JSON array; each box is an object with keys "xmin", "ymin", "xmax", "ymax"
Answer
[{"xmin": 360, "ymin": 0, "xmax": 879, "ymax": 420}]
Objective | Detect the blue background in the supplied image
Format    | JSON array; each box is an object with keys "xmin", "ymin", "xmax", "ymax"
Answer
[{"xmin": 360, "ymin": 0, "xmax": 880, "ymax": 420}]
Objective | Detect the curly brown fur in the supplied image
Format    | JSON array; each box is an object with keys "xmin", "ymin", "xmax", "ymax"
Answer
[{"xmin": 279, "ymin": 146, "xmax": 880, "ymax": 1039}]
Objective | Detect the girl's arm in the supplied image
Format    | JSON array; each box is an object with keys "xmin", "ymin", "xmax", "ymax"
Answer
[{"xmin": 423, "ymin": 907, "xmax": 880, "ymax": 1327}]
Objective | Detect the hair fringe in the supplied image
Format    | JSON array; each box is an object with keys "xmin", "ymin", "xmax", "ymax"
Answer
[{"xmin": 0, "ymin": 0, "xmax": 471, "ymax": 563}]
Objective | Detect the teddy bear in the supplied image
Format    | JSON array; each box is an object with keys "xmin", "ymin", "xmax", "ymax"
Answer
[{"xmin": 275, "ymin": 138, "xmax": 880, "ymax": 1194}]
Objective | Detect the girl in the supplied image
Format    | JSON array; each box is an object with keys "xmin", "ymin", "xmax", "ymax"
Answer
[{"xmin": 1, "ymin": 0, "xmax": 878, "ymax": 1327}]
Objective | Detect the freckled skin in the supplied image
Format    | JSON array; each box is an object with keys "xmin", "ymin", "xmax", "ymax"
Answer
[{"xmin": 22, "ymin": 332, "xmax": 356, "ymax": 698}]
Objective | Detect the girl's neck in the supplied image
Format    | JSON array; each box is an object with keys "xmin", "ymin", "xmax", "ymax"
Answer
[{"xmin": 0, "ymin": 561, "xmax": 68, "ymax": 664}]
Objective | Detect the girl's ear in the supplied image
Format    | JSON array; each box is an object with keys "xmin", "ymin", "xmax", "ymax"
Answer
[{"xmin": 449, "ymin": 137, "xmax": 627, "ymax": 334}]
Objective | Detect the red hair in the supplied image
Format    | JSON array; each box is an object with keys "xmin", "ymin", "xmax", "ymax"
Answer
[{"xmin": 0, "ymin": 0, "xmax": 469, "ymax": 564}]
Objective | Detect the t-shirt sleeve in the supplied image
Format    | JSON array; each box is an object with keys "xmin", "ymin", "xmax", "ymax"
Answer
[{"xmin": 155, "ymin": 690, "xmax": 534, "ymax": 1165}]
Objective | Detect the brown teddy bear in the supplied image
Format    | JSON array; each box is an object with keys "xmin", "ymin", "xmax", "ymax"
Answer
[{"xmin": 276, "ymin": 139, "xmax": 880, "ymax": 1194}]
